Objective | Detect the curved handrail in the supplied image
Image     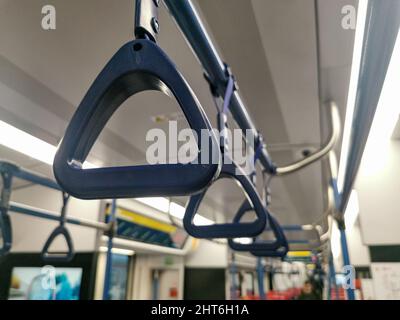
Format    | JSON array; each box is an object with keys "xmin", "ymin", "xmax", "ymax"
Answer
[{"xmin": 275, "ymin": 101, "xmax": 341, "ymax": 175}]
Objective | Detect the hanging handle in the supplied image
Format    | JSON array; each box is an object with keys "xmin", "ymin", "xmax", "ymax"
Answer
[
  {"xmin": 0, "ymin": 208, "xmax": 12, "ymax": 256},
  {"xmin": 53, "ymin": 39, "xmax": 220, "ymax": 200},
  {"xmin": 0, "ymin": 170, "xmax": 13, "ymax": 256},
  {"xmin": 249, "ymin": 244, "xmax": 289, "ymax": 258},
  {"xmin": 41, "ymin": 193, "xmax": 75, "ymax": 263},
  {"xmin": 230, "ymin": 167, "xmax": 288, "ymax": 256},
  {"xmin": 183, "ymin": 161, "xmax": 267, "ymax": 239},
  {"xmin": 228, "ymin": 199, "xmax": 288, "ymax": 253}
]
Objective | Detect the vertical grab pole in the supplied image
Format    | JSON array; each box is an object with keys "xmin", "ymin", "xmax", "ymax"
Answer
[
  {"xmin": 339, "ymin": 227, "xmax": 355, "ymax": 300},
  {"xmin": 256, "ymin": 258, "xmax": 266, "ymax": 300},
  {"xmin": 327, "ymin": 268, "xmax": 332, "ymax": 300},
  {"xmin": 102, "ymin": 199, "xmax": 117, "ymax": 300},
  {"xmin": 152, "ymin": 270, "xmax": 160, "ymax": 300},
  {"xmin": 328, "ymin": 251, "xmax": 338, "ymax": 300},
  {"xmin": 230, "ymin": 253, "xmax": 238, "ymax": 300},
  {"xmin": 331, "ymin": 177, "xmax": 355, "ymax": 300},
  {"xmin": 0, "ymin": 169, "xmax": 13, "ymax": 256}
]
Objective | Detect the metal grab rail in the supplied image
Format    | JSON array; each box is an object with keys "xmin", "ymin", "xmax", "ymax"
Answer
[
  {"xmin": 275, "ymin": 102, "xmax": 341, "ymax": 175},
  {"xmin": 0, "ymin": 161, "xmax": 111, "ymax": 256},
  {"xmin": 0, "ymin": 161, "xmax": 61, "ymax": 190},
  {"xmin": 163, "ymin": 0, "xmax": 341, "ymax": 176},
  {"xmin": 9, "ymin": 201, "xmax": 109, "ymax": 231},
  {"xmin": 264, "ymin": 223, "xmax": 328, "ymax": 252},
  {"xmin": 0, "ymin": 161, "xmax": 109, "ymax": 232}
]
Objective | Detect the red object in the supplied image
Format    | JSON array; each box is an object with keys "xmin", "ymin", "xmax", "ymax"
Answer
[
  {"xmin": 330, "ymin": 288, "xmax": 346, "ymax": 300},
  {"xmin": 169, "ymin": 287, "xmax": 178, "ymax": 298},
  {"xmin": 266, "ymin": 288, "xmax": 303, "ymax": 300}
]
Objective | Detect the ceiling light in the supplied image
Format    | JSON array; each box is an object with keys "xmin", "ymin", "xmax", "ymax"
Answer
[
  {"xmin": 331, "ymin": 222, "xmax": 341, "ymax": 259},
  {"xmin": 0, "ymin": 120, "xmax": 95, "ymax": 168},
  {"xmin": 344, "ymin": 189, "xmax": 360, "ymax": 230},
  {"xmin": 232, "ymin": 238, "xmax": 252, "ymax": 245},
  {"xmin": 0, "ymin": 120, "xmax": 56, "ymax": 165},
  {"xmin": 169, "ymin": 201, "xmax": 213, "ymax": 226},
  {"xmin": 0, "ymin": 121, "xmax": 216, "ymax": 229},
  {"xmin": 136, "ymin": 197, "xmax": 170, "ymax": 213},
  {"xmin": 358, "ymin": 27, "xmax": 400, "ymax": 176},
  {"xmin": 99, "ymin": 246, "xmax": 135, "ymax": 256},
  {"xmin": 337, "ymin": 0, "xmax": 369, "ymax": 192},
  {"xmin": 169, "ymin": 201, "xmax": 185, "ymax": 219}
]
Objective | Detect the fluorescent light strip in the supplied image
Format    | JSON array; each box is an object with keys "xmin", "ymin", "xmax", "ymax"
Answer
[
  {"xmin": 99, "ymin": 247, "xmax": 135, "ymax": 256},
  {"xmin": 169, "ymin": 201, "xmax": 213, "ymax": 226},
  {"xmin": 233, "ymin": 238, "xmax": 252, "ymax": 245},
  {"xmin": 0, "ymin": 120, "xmax": 56, "ymax": 165},
  {"xmin": 331, "ymin": 221, "xmax": 341, "ymax": 259},
  {"xmin": 169, "ymin": 201, "xmax": 185, "ymax": 219},
  {"xmin": 0, "ymin": 120, "xmax": 215, "ymax": 227},
  {"xmin": 359, "ymin": 28, "xmax": 400, "ymax": 176},
  {"xmin": 136, "ymin": 197, "xmax": 170, "ymax": 213},
  {"xmin": 337, "ymin": 0, "xmax": 369, "ymax": 192},
  {"xmin": 344, "ymin": 189, "xmax": 359, "ymax": 230},
  {"xmin": 0, "ymin": 120, "xmax": 95, "ymax": 168},
  {"xmin": 134, "ymin": 198, "xmax": 214, "ymax": 226}
]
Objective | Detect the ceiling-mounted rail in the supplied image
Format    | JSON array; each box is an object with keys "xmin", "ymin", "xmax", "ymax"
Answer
[
  {"xmin": 163, "ymin": 0, "xmax": 341, "ymax": 176},
  {"xmin": 338, "ymin": 0, "xmax": 400, "ymax": 215},
  {"xmin": 275, "ymin": 102, "xmax": 340, "ymax": 175}
]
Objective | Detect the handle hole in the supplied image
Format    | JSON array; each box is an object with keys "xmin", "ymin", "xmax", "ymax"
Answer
[{"xmin": 133, "ymin": 43, "xmax": 143, "ymax": 51}]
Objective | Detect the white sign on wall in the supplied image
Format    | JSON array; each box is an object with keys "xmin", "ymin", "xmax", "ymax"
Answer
[
  {"xmin": 360, "ymin": 279, "xmax": 375, "ymax": 300},
  {"xmin": 371, "ymin": 263, "xmax": 400, "ymax": 300}
]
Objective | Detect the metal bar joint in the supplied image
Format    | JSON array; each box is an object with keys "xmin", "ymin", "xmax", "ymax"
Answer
[{"xmin": 135, "ymin": 0, "xmax": 160, "ymax": 42}]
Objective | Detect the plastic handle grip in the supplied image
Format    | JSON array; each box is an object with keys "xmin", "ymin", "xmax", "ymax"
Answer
[
  {"xmin": 53, "ymin": 39, "xmax": 220, "ymax": 199},
  {"xmin": 41, "ymin": 226, "xmax": 75, "ymax": 263},
  {"xmin": 0, "ymin": 164, "xmax": 15, "ymax": 256},
  {"xmin": 0, "ymin": 210, "xmax": 12, "ymax": 256},
  {"xmin": 228, "ymin": 199, "xmax": 288, "ymax": 253},
  {"xmin": 183, "ymin": 162, "xmax": 267, "ymax": 239}
]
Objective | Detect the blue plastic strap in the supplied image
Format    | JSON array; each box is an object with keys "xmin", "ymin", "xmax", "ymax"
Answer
[
  {"xmin": 53, "ymin": 39, "xmax": 221, "ymax": 199},
  {"xmin": 249, "ymin": 140, "xmax": 263, "ymax": 184},
  {"xmin": 216, "ymin": 75, "xmax": 236, "ymax": 151},
  {"xmin": 254, "ymin": 141, "xmax": 263, "ymax": 165},
  {"xmin": 222, "ymin": 76, "xmax": 235, "ymax": 115}
]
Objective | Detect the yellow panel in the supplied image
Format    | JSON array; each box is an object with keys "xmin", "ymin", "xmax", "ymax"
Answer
[
  {"xmin": 107, "ymin": 206, "xmax": 176, "ymax": 234},
  {"xmin": 287, "ymin": 251, "xmax": 312, "ymax": 257}
]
